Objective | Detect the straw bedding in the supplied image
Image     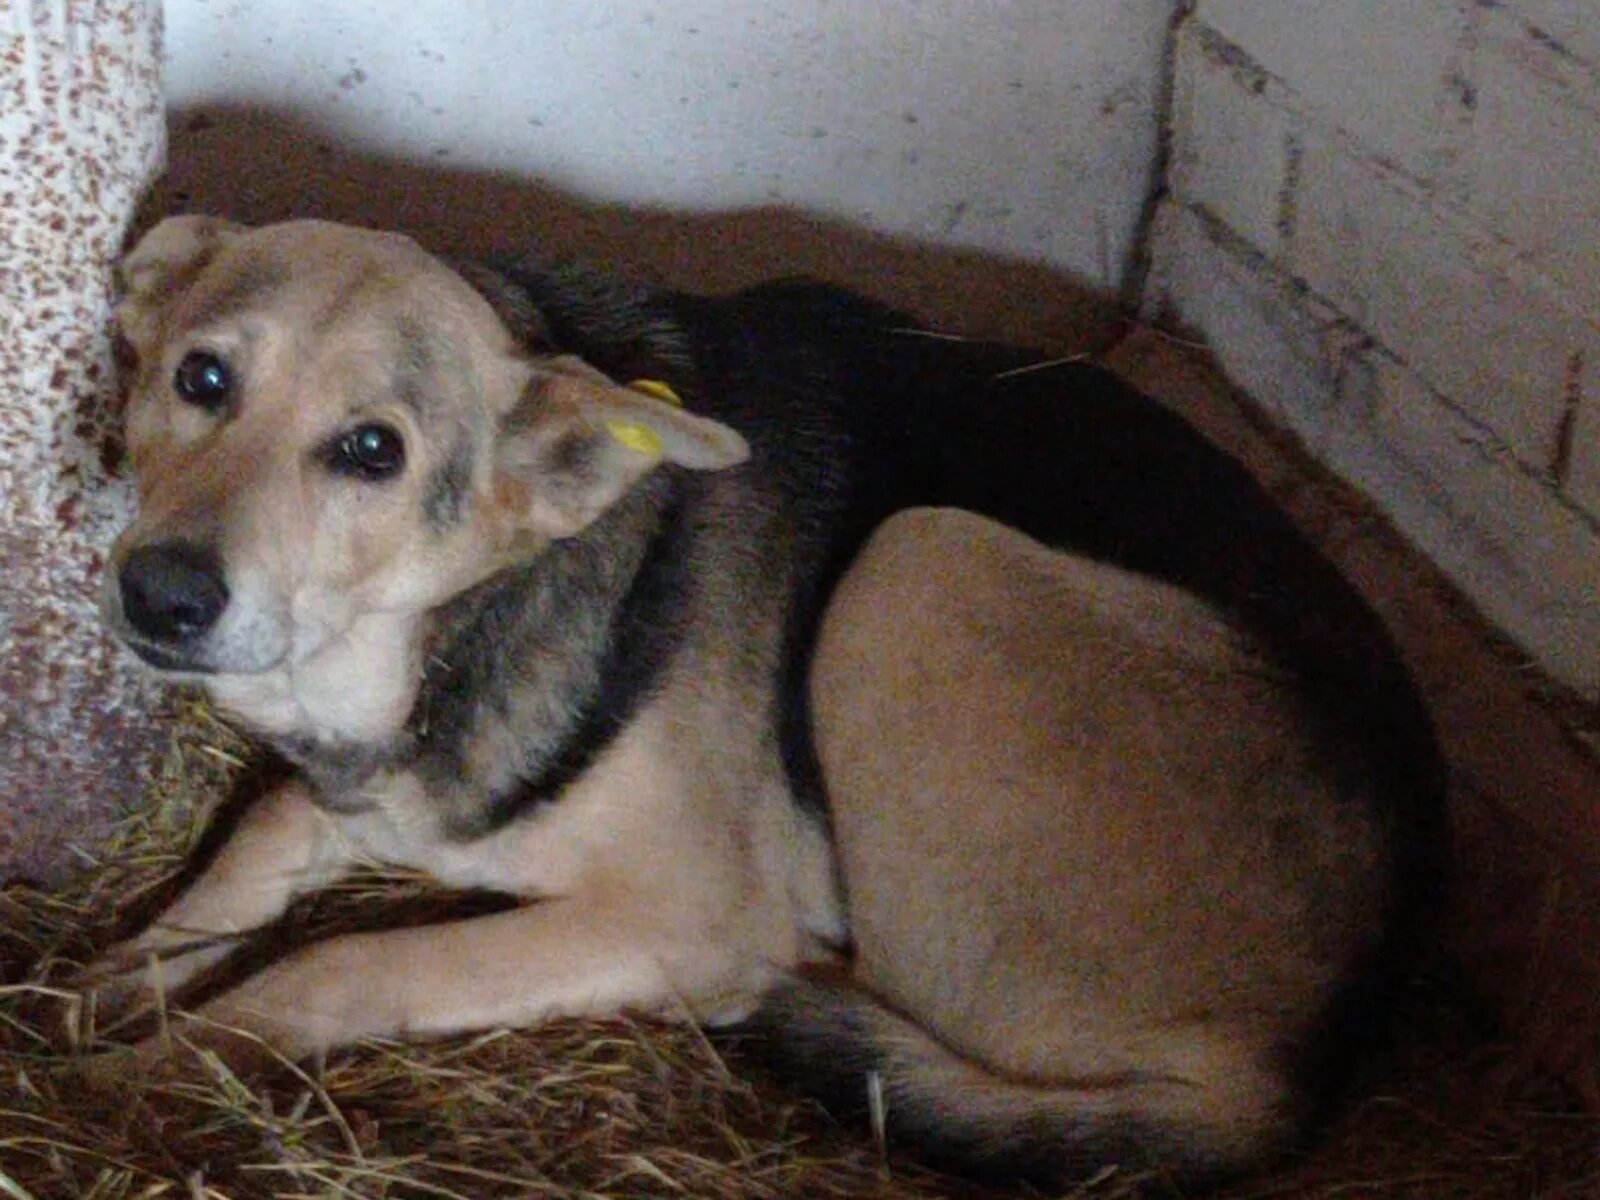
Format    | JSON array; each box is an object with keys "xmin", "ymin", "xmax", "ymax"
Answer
[{"xmin": 2, "ymin": 697, "xmax": 1595, "ymax": 1200}]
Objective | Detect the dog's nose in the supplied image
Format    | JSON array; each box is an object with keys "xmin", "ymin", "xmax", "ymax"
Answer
[{"xmin": 118, "ymin": 541, "xmax": 230, "ymax": 644}]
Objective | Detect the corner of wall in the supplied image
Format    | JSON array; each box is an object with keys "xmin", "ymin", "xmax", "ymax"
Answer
[{"xmin": 1140, "ymin": 0, "xmax": 1600, "ymax": 698}]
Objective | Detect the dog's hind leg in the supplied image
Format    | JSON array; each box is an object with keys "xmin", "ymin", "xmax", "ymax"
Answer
[
  {"xmin": 793, "ymin": 507, "xmax": 1391, "ymax": 1187},
  {"xmin": 80, "ymin": 780, "xmax": 357, "ymax": 1023}
]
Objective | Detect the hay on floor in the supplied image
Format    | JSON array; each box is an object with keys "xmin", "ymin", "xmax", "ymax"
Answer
[{"xmin": 2, "ymin": 697, "xmax": 1596, "ymax": 1200}]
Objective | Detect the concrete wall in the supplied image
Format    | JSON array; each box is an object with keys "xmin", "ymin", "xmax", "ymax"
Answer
[
  {"xmin": 1149, "ymin": 2, "xmax": 1600, "ymax": 697},
  {"xmin": 160, "ymin": 0, "xmax": 1176, "ymax": 343}
]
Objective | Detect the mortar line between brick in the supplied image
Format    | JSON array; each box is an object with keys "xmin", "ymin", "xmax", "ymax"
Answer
[
  {"xmin": 1553, "ymin": 351, "xmax": 1583, "ymax": 488},
  {"xmin": 1117, "ymin": 0, "xmax": 1195, "ymax": 315},
  {"xmin": 1179, "ymin": 198, "xmax": 1600, "ymax": 540}
]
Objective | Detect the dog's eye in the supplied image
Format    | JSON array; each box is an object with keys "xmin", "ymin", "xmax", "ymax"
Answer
[
  {"xmin": 173, "ymin": 351, "xmax": 233, "ymax": 410},
  {"xmin": 333, "ymin": 422, "xmax": 407, "ymax": 481}
]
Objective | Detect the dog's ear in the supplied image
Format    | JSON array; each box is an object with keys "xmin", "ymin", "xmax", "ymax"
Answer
[
  {"xmin": 116, "ymin": 215, "xmax": 245, "ymax": 351},
  {"xmin": 493, "ymin": 359, "xmax": 749, "ymax": 540}
]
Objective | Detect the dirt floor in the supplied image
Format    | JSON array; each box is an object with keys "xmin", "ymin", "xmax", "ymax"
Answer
[{"xmin": 2, "ymin": 331, "xmax": 1597, "ymax": 1199}]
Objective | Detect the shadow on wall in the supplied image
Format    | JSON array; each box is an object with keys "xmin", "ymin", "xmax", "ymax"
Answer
[{"xmin": 152, "ymin": 105, "xmax": 1117, "ymax": 352}]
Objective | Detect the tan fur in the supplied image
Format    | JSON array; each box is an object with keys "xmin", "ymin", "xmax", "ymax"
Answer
[
  {"xmin": 809, "ymin": 507, "xmax": 1386, "ymax": 1152},
  {"xmin": 86, "ymin": 217, "xmax": 1409, "ymax": 1185},
  {"xmin": 94, "ymin": 703, "xmax": 840, "ymax": 1058},
  {"xmin": 91, "ymin": 218, "xmax": 819, "ymax": 1061},
  {"xmin": 88, "ymin": 780, "xmax": 343, "ymax": 1012},
  {"xmin": 108, "ymin": 219, "xmax": 742, "ymax": 741},
  {"xmin": 99, "ymin": 706, "xmax": 838, "ymax": 1060}
]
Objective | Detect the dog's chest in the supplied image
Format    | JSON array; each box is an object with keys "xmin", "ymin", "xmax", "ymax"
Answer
[
  {"xmin": 326, "ymin": 722, "xmax": 674, "ymax": 898},
  {"xmin": 332, "ymin": 769, "xmax": 560, "ymax": 892}
]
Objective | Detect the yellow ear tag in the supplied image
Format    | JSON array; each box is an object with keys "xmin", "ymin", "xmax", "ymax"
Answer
[
  {"xmin": 628, "ymin": 379, "xmax": 683, "ymax": 407},
  {"xmin": 606, "ymin": 420, "xmax": 665, "ymax": 458},
  {"xmin": 606, "ymin": 381, "xmax": 680, "ymax": 455}
]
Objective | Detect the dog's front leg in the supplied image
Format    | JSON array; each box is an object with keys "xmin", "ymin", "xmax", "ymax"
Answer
[
  {"xmin": 81, "ymin": 779, "xmax": 355, "ymax": 1020},
  {"xmin": 142, "ymin": 896, "xmax": 750, "ymax": 1066}
]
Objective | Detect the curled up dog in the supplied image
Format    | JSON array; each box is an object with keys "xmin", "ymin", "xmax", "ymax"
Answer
[{"xmin": 84, "ymin": 215, "xmax": 1446, "ymax": 1190}]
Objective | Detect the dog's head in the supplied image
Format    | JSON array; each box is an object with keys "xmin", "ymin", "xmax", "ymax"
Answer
[{"xmin": 104, "ymin": 216, "xmax": 747, "ymax": 678}]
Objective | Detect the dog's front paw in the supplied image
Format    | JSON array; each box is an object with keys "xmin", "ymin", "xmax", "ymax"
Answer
[
  {"xmin": 73, "ymin": 934, "xmax": 238, "ymax": 1037},
  {"xmin": 75, "ymin": 938, "xmax": 363, "ymax": 1073},
  {"xmin": 187, "ymin": 946, "xmax": 362, "ymax": 1065},
  {"xmin": 75, "ymin": 1030, "xmax": 185, "ymax": 1089},
  {"xmin": 76, "ymin": 1011, "xmax": 295, "ymax": 1088}
]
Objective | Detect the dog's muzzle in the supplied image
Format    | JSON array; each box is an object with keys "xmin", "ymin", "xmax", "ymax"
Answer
[{"xmin": 115, "ymin": 539, "xmax": 230, "ymax": 661}]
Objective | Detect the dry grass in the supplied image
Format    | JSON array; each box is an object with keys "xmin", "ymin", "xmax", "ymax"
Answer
[{"xmin": 2, "ymin": 698, "xmax": 1596, "ymax": 1200}]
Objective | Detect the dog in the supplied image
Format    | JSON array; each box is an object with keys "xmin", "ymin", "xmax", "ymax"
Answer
[{"xmin": 87, "ymin": 215, "xmax": 1445, "ymax": 1190}]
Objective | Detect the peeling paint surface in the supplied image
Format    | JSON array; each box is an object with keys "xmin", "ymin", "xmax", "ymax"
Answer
[{"xmin": 0, "ymin": 0, "xmax": 166, "ymax": 881}]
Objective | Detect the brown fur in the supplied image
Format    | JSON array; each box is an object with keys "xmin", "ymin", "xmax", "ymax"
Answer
[
  {"xmin": 803, "ymin": 507, "xmax": 1385, "ymax": 1171},
  {"xmin": 82, "ymin": 216, "xmax": 1432, "ymax": 1190},
  {"xmin": 97, "ymin": 218, "xmax": 832, "ymax": 1055}
]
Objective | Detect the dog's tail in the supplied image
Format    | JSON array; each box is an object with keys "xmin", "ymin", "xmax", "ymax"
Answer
[{"xmin": 742, "ymin": 975, "xmax": 1297, "ymax": 1192}]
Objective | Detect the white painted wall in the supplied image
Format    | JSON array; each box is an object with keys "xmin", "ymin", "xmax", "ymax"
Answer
[
  {"xmin": 1150, "ymin": 1, "xmax": 1600, "ymax": 697},
  {"xmin": 160, "ymin": 0, "xmax": 1600, "ymax": 697},
  {"xmin": 162, "ymin": 0, "xmax": 1174, "ymax": 292}
]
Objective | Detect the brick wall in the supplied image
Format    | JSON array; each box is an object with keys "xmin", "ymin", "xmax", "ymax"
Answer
[{"xmin": 1148, "ymin": 1, "xmax": 1600, "ymax": 697}]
